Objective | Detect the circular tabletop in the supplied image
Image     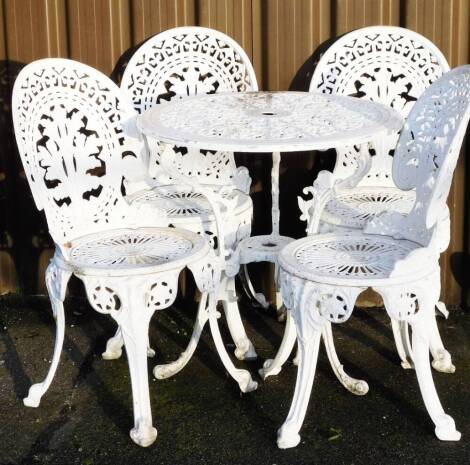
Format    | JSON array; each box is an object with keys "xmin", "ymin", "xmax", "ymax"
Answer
[{"xmin": 137, "ymin": 91, "xmax": 403, "ymax": 153}]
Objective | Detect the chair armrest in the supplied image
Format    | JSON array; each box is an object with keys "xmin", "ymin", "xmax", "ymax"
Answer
[
  {"xmin": 233, "ymin": 166, "xmax": 252, "ymax": 194},
  {"xmin": 298, "ymin": 170, "xmax": 336, "ymax": 235}
]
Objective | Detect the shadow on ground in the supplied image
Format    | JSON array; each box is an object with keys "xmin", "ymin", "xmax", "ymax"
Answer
[{"xmin": 0, "ymin": 294, "xmax": 469, "ymax": 465}]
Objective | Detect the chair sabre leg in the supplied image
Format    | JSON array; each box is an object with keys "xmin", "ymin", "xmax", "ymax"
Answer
[
  {"xmin": 277, "ymin": 330, "xmax": 322, "ymax": 449},
  {"xmin": 322, "ymin": 322, "xmax": 369, "ymax": 395},
  {"xmin": 209, "ymin": 293, "xmax": 258, "ymax": 393},
  {"xmin": 154, "ymin": 293, "xmax": 209, "ymax": 379},
  {"xmin": 427, "ymin": 310, "xmax": 455, "ymax": 373},
  {"xmin": 221, "ymin": 275, "xmax": 257, "ymax": 361},
  {"xmin": 410, "ymin": 315, "xmax": 460, "ymax": 441},
  {"xmin": 240, "ymin": 264, "xmax": 269, "ymax": 309},
  {"xmin": 24, "ymin": 261, "xmax": 71, "ymax": 408},
  {"xmin": 259, "ymin": 311, "xmax": 297, "ymax": 379},
  {"xmin": 391, "ymin": 319, "xmax": 413, "ymax": 369}
]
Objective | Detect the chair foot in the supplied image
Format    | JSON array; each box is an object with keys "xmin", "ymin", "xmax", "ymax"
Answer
[
  {"xmin": 238, "ymin": 372, "xmax": 259, "ymax": 393},
  {"xmin": 259, "ymin": 358, "xmax": 281, "ymax": 379},
  {"xmin": 102, "ymin": 344, "xmax": 123, "ymax": 360},
  {"xmin": 259, "ymin": 311, "xmax": 297, "ymax": 380},
  {"xmin": 431, "ymin": 349, "xmax": 455, "ymax": 373},
  {"xmin": 221, "ymin": 275, "xmax": 258, "ymax": 361},
  {"xmin": 335, "ymin": 364, "xmax": 369, "ymax": 395},
  {"xmin": 130, "ymin": 424, "xmax": 158, "ymax": 447},
  {"xmin": 277, "ymin": 426, "xmax": 301, "ymax": 449},
  {"xmin": 103, "ymin": 328, "xmax": 155, "ymax": 360},
  {"xmin": 234, "ymin": 339, "xmax": 258, "ymax": 361},
  {"xmin": 435, "ymin": 414, "xmax": 461, "ymax": 441},
  {"xmin": 401, "ymin": 360, "xmax": 413, "ymax": 370},
  {"xmin": 23, "ymin": 383, "xmax": 44, "ymax": 408},
  {"xmin": 102, "ymin": 327, "xmax": 124, "ymax": 360}
]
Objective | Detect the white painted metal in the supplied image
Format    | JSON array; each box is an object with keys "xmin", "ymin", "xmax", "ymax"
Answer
[
  {"xmin": 300, "ymin": 26, "xmax": 451, "ymax": 370},
  {"xmin": 12, "ymin": 58, "xmax": 257, "ymax": 448},
  {"xmin": 138, "ymin": 88, "xmax": 403, "ymax": 384},
  {"xmin": 277, "ymin": 65, "xmax": 470, "ymax": 448},
  {"xmin": 120, "ymin": 26, "xmax": 259, "ymax": 361},
  {"xmin": 137, "ymin": 91, "xmax": 402, "ymax": 153}
]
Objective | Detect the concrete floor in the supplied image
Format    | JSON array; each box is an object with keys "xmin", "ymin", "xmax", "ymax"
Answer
[{"xmin": 1, "ymin": 291, "xmax": 470, "ymax": 465}]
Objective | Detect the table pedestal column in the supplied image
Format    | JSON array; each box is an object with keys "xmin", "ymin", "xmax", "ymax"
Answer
[{"xmin": 236, "ymin": 151, "xmax": 294, "ymax": 312}]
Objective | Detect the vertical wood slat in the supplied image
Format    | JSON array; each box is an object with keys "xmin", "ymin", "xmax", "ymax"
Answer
[
  {"xmin": 336, "ymin": 0, "xmax": 400, "ymax": 34},
  {"xmin": 4, "ymin": 0, "xmax": 68, "ymax": 62},
  {"xmin": 67, "ymin": 0, "xmax": 131, "ymax": 75},
  {"xmin": 0, "ymin": 0, "xmax": 468, "ymax": 303},
  {"xmin": 131, "ymin": 0, "xmax": 195, "ymax": 45},
  {"xmin": 261, "ymin": 0, "xmax": 332, "ymax": 91}
]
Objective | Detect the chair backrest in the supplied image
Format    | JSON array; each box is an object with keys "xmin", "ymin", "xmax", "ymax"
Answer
[
  {"xmin": 310, "ymin": 26, "xmax": 449, "ymax": 187},
  {"xmin": 392, "ymin": 65, "xmax": 470, "ymax": 246},
  {"xmin": 120, "ymin": 26, "xmax": 258, "ymax": 186},
  {"xmin": 12, "ymin": 58, "xmax": 146, "ymax": 249}
]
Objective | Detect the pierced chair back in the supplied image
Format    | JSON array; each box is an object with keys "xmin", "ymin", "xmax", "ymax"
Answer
[
  {"xmin": 120, "ymin": 26, "xmax": 258, "ymax": 187},
  {"xmin": 388, "ymin": 65, "xmax": 470, "ymax": 248},
  {"xmin": 12, "ymin": 58, "xmax": 150, "ymax": 253},
  {"xmin": 310, "ymin": 26, "xmax": 449, "ymax": 187}
]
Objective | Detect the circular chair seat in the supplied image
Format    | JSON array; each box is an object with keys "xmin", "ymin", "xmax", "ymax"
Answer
[
  {"xmin": 321, "ymin": 187, "xmax": 416, "ymax": 229},
  {"xmin": 279, "ymin": 233, "xmax": 436, "ymax": 287},
  {"xmin": 69, "ymin": 227, "xmax": 209, "ymax": 276},
  {"xmin": 127, "ymin": 185, "xmax": 252, "ymax": 223}
]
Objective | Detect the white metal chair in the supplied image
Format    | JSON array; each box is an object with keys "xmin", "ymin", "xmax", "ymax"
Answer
[
  {"xmin": 12, "ymin": 58, "xmax": 256, "ymax": 447},
  {"xmin": 261, "ymin": 27, "xmax": 454, "ymax": 382},
  {"xmin": 115, "ymin": 27, "xmax": 259, "ymax": 368},
  {"xmin": 304, "ymin": 26, "xmax": 453, "ymax": 372},
  {"xmin": 277, "ymin": 65, "xmax": 470, "ymax": 448}
]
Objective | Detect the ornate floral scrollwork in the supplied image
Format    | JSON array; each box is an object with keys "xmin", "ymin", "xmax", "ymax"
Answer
[
  {"xmin": 317, "ymin": 287, "xmax": 364, "ymax": 324},
  {"xmin": 298, "ymin": 170, "xmax": 336, "ymax": 234},
  {"xmin": 310, "ymin": 27, "xmax": 449, "ymax": 187},
  {"xmin": 87, "ymin": 283, "xmax": 123, "ymax": 315},
  {"xmin": 121, "ymin": 27, "xmax": 257, "ymax": 189},
  {"xmin": 12, "ymin": 59, "xmax": 149, "ymax": 246},
  {"xmin": 45, "ymin": 257, "xmax": 72, "ymax": 303},
  {"xmin": 391, "ymin": 66, "xmax": 470, "ymax": 247},
  {"xmin": 145, "ymin": 271, "xmax": 180, "ymax": 311},
  {"xmin": 376, "ymin": 271, "xmax": 440, "ymax": 323},
  {"xmin": 188, "ymin": 250, "xmax": 221, "ymax": 294},
  {"xmin": 280, "ymin": 271, "xmax": 364, "ymax": 340},
  {"xmin": 233, "ymin": 167, "xmax": 252, "ymax": 194}
]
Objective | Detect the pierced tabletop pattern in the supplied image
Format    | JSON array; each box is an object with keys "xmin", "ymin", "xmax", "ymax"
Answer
[{"xmin": 137, "ymin": 91, "xmax": 403, "ymax": 153}]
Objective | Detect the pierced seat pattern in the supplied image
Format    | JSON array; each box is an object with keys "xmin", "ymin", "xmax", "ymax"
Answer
[
  {"xmin": 322, "ymin": 187, "xmax": 416, "ymax": 229},
  {"xmin": 280, "ymin": 233, "xmax": 424, "ymax": 285},
  {"xmin": 128, "ymin": 185, "xmax": 251, "ymax": 219},
  {"xmin": 69, "ymin": 228, "xmax": 204, "ymax": 273}
]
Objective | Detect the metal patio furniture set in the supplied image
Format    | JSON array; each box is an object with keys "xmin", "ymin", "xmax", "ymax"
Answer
[{"xmin": 11, "ymin": 26, "xmax": 470, "ymax": 448}]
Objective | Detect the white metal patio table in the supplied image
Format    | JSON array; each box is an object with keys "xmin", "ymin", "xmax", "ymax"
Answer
[
  {"xmin": 136, "ymin": 90, "xmax": 403, "ymax": 373},
  {"xmin": 137, "ymin": 90, "xmax": 403, "ymax": 263}
]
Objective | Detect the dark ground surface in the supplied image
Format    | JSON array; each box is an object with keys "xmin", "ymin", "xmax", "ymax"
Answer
[{"xmin": 1, "ymin": 290, "xmax": 470, "ymax": 465}]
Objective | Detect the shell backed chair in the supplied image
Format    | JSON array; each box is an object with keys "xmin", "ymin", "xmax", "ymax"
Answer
[
  {"xmin": 114, "ymin": 27, "xmax": 260, "ymax": 370},
  {"xmin": 12, "ymin": 58, "xmax": 256, "ymax": 447},
  {"xmin": 277, "ymin": 64, "xmax": 470, "ymax": 448}
]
